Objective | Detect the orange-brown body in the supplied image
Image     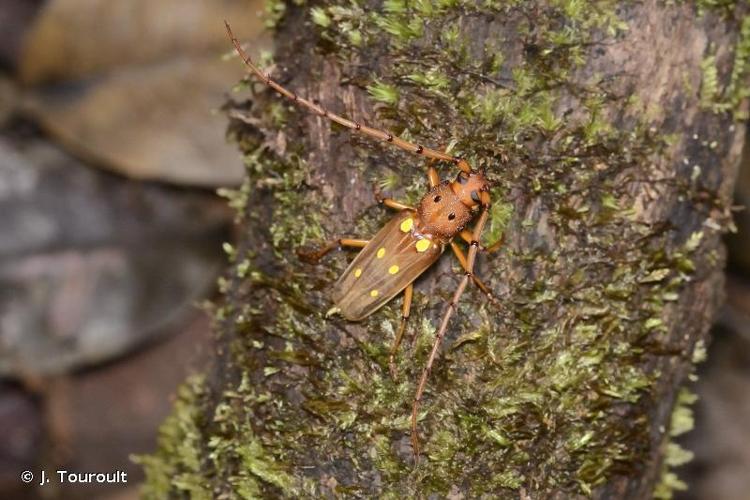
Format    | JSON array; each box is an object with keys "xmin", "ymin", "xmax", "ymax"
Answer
[
  {"xmin": 417, "ymin": 171, "xmax": 490, "ymax": 242},
  {"xmin": 332, "ymin": 171, "xmax": 490, "ymax": 321}
]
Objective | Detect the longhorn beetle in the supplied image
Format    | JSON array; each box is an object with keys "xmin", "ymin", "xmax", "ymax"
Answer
[{"xmin": 225, "ymin": 21, "xmax": 502, "ymax": 459}]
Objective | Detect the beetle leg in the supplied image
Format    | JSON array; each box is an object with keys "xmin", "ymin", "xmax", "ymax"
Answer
[
  {"xmin": 373, "ymin": 145, "xmax": 447, "ymax": 213},
  {"xmin": 388, "ymin": 283, "xmax": 413, "ymax": 380},
  {"xmin": 411, "ymin": 192, "xmax": 491, "ymax": 461},
  {"xmin": 426, "ymin": 146, "xmax": 451, "ymax": 187},
  {"xmin": 458, "ymin": 230, "xmax": 479, "ymax": 248},
  {"xmin": 380, "ymin": 197, "xmax": 415, "ymax": 211},
  {"xmin": 427, "ymin": 165, "xmax": 440, "ymax": 188},
  {"xmin": 297, "ymin": 238, "xmax": 369, "ymax": 263},
  {"xmin": 458, "ymin": 230, "xmax": 504, "ymax": 254},
  {"xmin": 449, "ymin": 242, "xmax": 501, "ymax": 309},
  {"xmin": 373, "ymin": 185, "xmax": 415, "ymax": 211}
]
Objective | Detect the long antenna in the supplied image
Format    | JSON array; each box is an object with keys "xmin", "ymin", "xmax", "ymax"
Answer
[{"xmin": 224, "ymin": 21, "xmax": 470, "ymax": 171}]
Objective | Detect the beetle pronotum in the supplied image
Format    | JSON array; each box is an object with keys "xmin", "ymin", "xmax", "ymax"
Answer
[{"xmin": 226, "ymin": 21, "xmax": 502, "ymax": 459}]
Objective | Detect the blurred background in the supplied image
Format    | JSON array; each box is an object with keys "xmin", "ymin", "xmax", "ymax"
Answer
[
  {"xmin": 0, "ymin": 1, "xmax": 747, "ymax": 499},
  {"xmin": 0, "ymin": 0, "xmax": 266, "ymax": 498}
]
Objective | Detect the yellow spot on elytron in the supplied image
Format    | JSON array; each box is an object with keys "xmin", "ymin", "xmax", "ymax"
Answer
[
  {"xmin": 370, "ymin": 289, "xmax": 379, "ymax": 297},
  {"xmin": 415, "ymin": 239, "xmax": 431, "ymax": 252},
  {"xmin": 388, "ymin": 265, "xmax": 400, "ymax": 275},
  {"xmin": 354, "ymin": 268, "xmax": 362, "ymax": 278},
  {"xmin": 377, "ymin": 247, "xmax": 386, "ymax": 258},
  {"xmin": 400, "ymin": 218, "xmax": 414, "ymax": 233}
]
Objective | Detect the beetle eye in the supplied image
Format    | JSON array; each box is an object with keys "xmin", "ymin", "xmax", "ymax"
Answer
[
  {"xmin": 448, "ymin": 213, "xmax": 456, "ymax": 220},
  {"xmin": 457, "ymin": 172, "xmax": 469, "ymax": 184},
  {"xmin": 471, "ymin": 190, "xmax": 480, "ymax": 203}
]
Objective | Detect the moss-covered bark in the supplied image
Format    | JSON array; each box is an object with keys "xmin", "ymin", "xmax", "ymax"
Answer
[{"xmin": 141, "ymin": 1, "xmax": 748, "ymax": 498}]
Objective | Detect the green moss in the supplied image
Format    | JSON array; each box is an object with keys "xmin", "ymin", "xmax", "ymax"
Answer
[
  {"xmin": 367, "ymin": 80, "xmax": 400, "ymax": 106},
  {"xmin": 670, "ymin": 389, "xmax": 698, "ymax": 438},
  {"xmin": 654, "ymin": 471, "xmax": 688, "ymax": 499},
  {"xmin": 653, "ymin": 388, "xmax": 699, "ymax": 499},
  {"xmin": 207, "ymin": 407, "xmax": 298, "ymax": 497},
  {"xmin": 137, "ymin": 363, "xmax": 309, "ymax": 498},
  {"xmin": 694, "ymin": 0, "xmax": 741, "ymax": 15},
  {"xmin": 134, "ymin": 375, "xmax": 209, "ymax": 499},
  {"xmin": 241, "ymin": 145, "xmax": 329, "ymax": 253},
  {"xmin": 726, "ymin": 15, "xmax": 750, "ymax": 120},
  {"xmin": 310, "ymin": 6, "xmax": 332, "ymax": 28},
  {"xmin": 217, "ymin": 177, "xmax": 252, "ymax": 223},
  {"xmin": 264, "ymin": 0, "xmax": 287, "ymax": 28},
  {"xmin": 699, "ymin": 15, "xmax": 750, "ymax": 120},
  {"xmin": 700, "ymin": 54, "xmax": 722, "ymax": 109}
]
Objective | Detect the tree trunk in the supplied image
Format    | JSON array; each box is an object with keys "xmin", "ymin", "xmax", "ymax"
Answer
[{"xmin": 141, "ymin": 1, "xmax": 748, "ymax": 498}]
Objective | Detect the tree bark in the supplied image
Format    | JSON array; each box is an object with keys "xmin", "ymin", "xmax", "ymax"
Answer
[{"xmin": 141, "ymin": 1, "xmax": 748, "ymax": 498}]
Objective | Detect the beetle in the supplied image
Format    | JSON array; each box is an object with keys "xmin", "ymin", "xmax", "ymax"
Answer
[{"xmin": 226, "ymin": 22, "xmax": 502, "ymax": 459}]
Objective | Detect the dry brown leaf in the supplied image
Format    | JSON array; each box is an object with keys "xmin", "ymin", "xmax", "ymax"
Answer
[
  {"xmin": 23, "ymin": 52, "xmax": 270, "ymax": 186},
  {"xmin": 19, "ymin": 0, "xmax": 265, "ymax": 84}
]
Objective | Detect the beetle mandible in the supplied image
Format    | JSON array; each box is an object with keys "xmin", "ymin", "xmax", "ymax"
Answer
[{"xmin": 226, "ymin": 21, "xmax": 502, "ymax": 459}]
